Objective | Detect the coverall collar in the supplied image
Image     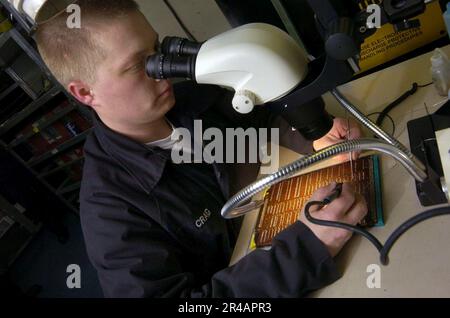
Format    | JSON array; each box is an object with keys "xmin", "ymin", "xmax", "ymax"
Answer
[{"xmin": 92, "ymin": 114, "xmax": 170, "ymax": 195}]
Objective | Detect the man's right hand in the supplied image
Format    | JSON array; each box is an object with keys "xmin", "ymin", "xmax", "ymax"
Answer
[{"xmin": 299, "ymin": 182, "xmax": 368, "ymax": 258}]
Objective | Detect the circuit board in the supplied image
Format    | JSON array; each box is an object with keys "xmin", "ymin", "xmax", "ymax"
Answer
[{"xmin": 254, "ymin": 155, "xmax": 383, "ymax": 248}]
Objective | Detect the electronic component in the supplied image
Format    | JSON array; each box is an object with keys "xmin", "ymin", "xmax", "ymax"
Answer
[{"xmin": 254, "ymin": 155, "xmax": 383, "ymax": 247}]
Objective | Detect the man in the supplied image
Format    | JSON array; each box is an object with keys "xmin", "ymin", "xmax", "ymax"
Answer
[{"xmin": 35, "ymin": 0, "xmax": 367, "ymax": 297}]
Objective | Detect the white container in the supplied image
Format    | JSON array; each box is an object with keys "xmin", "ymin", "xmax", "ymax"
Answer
[
  {"xmin": 431, "ymin": 48, "xmax": 450, "ymax": 96},
  {"xmin": 8, "ymin": 0, "xmax": 72, "ymax": 24}
]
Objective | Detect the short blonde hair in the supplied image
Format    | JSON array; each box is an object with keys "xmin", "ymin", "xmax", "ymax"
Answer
[{"xmin": 35, "ymin": 0, "xmax": 139, "ymax": 87}]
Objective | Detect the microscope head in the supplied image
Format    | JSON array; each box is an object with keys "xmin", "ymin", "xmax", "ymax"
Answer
[
  {"xmin": 146, "ymin": 23, "xmax": 309, "ymax": 114},
  {"xmin": 194, "ymin": 23, "xmax": 309, "ymax": 114}
]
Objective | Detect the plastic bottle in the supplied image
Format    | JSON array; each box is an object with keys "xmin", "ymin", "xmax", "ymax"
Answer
[
  {"xmin": 445, "ymin": 2, "xmax": 450, "ymax": 39},
  {"xmin": 431, "ymin": 48, "xmax": 450, "ymax": 96}
]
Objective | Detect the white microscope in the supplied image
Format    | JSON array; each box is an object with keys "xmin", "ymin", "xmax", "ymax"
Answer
[
  {"xmin": 146, "ymin": 10, "xmax": 441, "ymax": 219},
  {"xmin": 145, "ymin": 1, "xmax": 450, "ymax": 265}
]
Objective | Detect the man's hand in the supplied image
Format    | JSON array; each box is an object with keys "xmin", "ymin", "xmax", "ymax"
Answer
[
  {"xmin": 299, "ymin": 182, "xmax": 368, "ymax": 257},
  {"xmin": 312, "ymin": 118, "xmax": 362, "ymax": 163}
]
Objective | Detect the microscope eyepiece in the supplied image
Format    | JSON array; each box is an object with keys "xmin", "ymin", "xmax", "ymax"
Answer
[
  {"xmin": 146, "ymin": 36, "xmax": 202, "ymax": 80},
  {"xmin": 161, "ymin": 37, "xmax": 203, "ymax": 56},
  {"xmin": 146, "ymin": 53, "xmax": 196, "ymax": 80}
]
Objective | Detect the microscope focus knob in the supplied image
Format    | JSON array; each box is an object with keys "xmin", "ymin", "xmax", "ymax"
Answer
[{"xmin": 232, "ymin": 90, "xmax": 256, "ymax": 114}]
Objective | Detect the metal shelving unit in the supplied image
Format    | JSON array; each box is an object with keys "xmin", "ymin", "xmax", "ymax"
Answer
[
  {"xmin": 8, "ymin": 103, "xmax": 77, "ymax": 148},
  {"xmin": 0, "ymin": 0, "xmax": 89, "ymax": 274},
  {"xmin": 0, "ymin": 195, "xmax": 39, "ymax": 234},
  {"xmin": 0, "ymin": 27, "xmax": 53, "ymax": 78},
  {"xmin": 0, "ymin": 30, "xmax": 49, "ymax": 99},
  {"xmin": 57, "ymin": 180, "xmax": 81, "ymax": 196},
  {"xmin": 0, "ymin": 194, "xmax": 42, "ymax": 268},
  {"xmin": 3, "ymin": 142, "xmax": 80, "ymax": 215},
  {"xmin": 4, "ymin": 66, "xmax": 38, "ymax": 99},
  {"xmin": 0, "ymin": 2, "xmax": 92, "ymax": 215},
  {"xmin": 38, "ymin": 156, "xmax": 84, "ymax": 178},
  {"xmin": 0, "ymin": 0, "xmax": 34, "ymax": 34},
  {"xmin": 0, "ymin": 86, "xmax": 60, "ymax": 135},
  {"xmin": 0, "ymin": 81, "xmax": 18, "ymax": 100},
  {"xmin": 27, "ymin": 128, "xmax": 91, "ymax": 167}
]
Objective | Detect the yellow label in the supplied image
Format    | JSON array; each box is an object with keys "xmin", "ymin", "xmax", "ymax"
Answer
[{"xmin": 359, "ymin": 1, "xmax": 447, "ymax": 72}]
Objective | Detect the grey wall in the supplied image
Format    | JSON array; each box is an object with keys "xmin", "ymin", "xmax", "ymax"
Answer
[{"xmin": 136, "ymin": 0, "xmax": 231, "ymax": 41}]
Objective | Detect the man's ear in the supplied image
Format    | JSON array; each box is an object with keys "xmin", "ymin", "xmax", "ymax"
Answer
[{"xmin": 67, "ymin": 81, "xmax": 97, "ymax": 109}]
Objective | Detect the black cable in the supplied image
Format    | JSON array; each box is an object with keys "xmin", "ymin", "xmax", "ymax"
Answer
[
  {"xmin": 163, "ymin": 0, "xmax": 198, "ymax": 42},
  {"xmin": 375, "ymin": 82, "xmax": 419, "ymax": 128},
  {"xmin": 417, "ymin": 82, "xmax": 433, "ymax": 88},
  {"xmin": 375, "ymin": 81, "xmax": 434, "ymax": 129},
  {"xmin": 367, "ymin": 111, "xmax": 396, "ymax": 136},
  {"xmin": 380, "ymin": 207, "xmax": 450, "ymax": 265},
  {"xmin": 304, "ymin": 201, "xmax": 384, "ymax": 252},
  {"xmin": 304, "ymin": 200, "xmax": 450, "ymax": 266}
]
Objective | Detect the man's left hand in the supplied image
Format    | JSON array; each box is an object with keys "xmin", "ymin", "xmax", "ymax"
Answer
[{"xmin": 312, "ymin": 117, "xmax": 363, "ymax": 163}]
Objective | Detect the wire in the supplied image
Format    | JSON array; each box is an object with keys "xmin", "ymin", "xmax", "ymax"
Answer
[
  {"xmin": 376, "ymin": 83, "xmax": 418, "ymax": 128},
  {"xmin": 417, "ymin": 82, "xmax": 433, "ymax": 88},
  {"xmin": 305, "ymin": 201, "xmax": 384, "ymax": 252},
  {"xmin": 367, "ymin": 112, "xmax": 396, "ymax": 136},
  {"xmin": 163, "ymin": 0, "xmax": 197, "ymax": 42},
  {"xmin": 375, "ymin": 82, "xmax": 434, "ymax": 129},
  {"xmin": 380, "ymin": 207, "xmax": 450, "ymax": 264},
  {"xmin": 304, "ymin": 200, "xmax": 450, "ymax": 266}
]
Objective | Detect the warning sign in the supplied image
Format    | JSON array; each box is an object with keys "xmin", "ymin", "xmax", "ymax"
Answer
[{"xmin": 358, "ymin": 1, "xmax": 447, "ymax": 72}]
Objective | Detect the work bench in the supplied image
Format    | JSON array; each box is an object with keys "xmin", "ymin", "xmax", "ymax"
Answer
[{"xmin": 230, "ymin": 45, "xmax": 450, "ymax": 297}]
